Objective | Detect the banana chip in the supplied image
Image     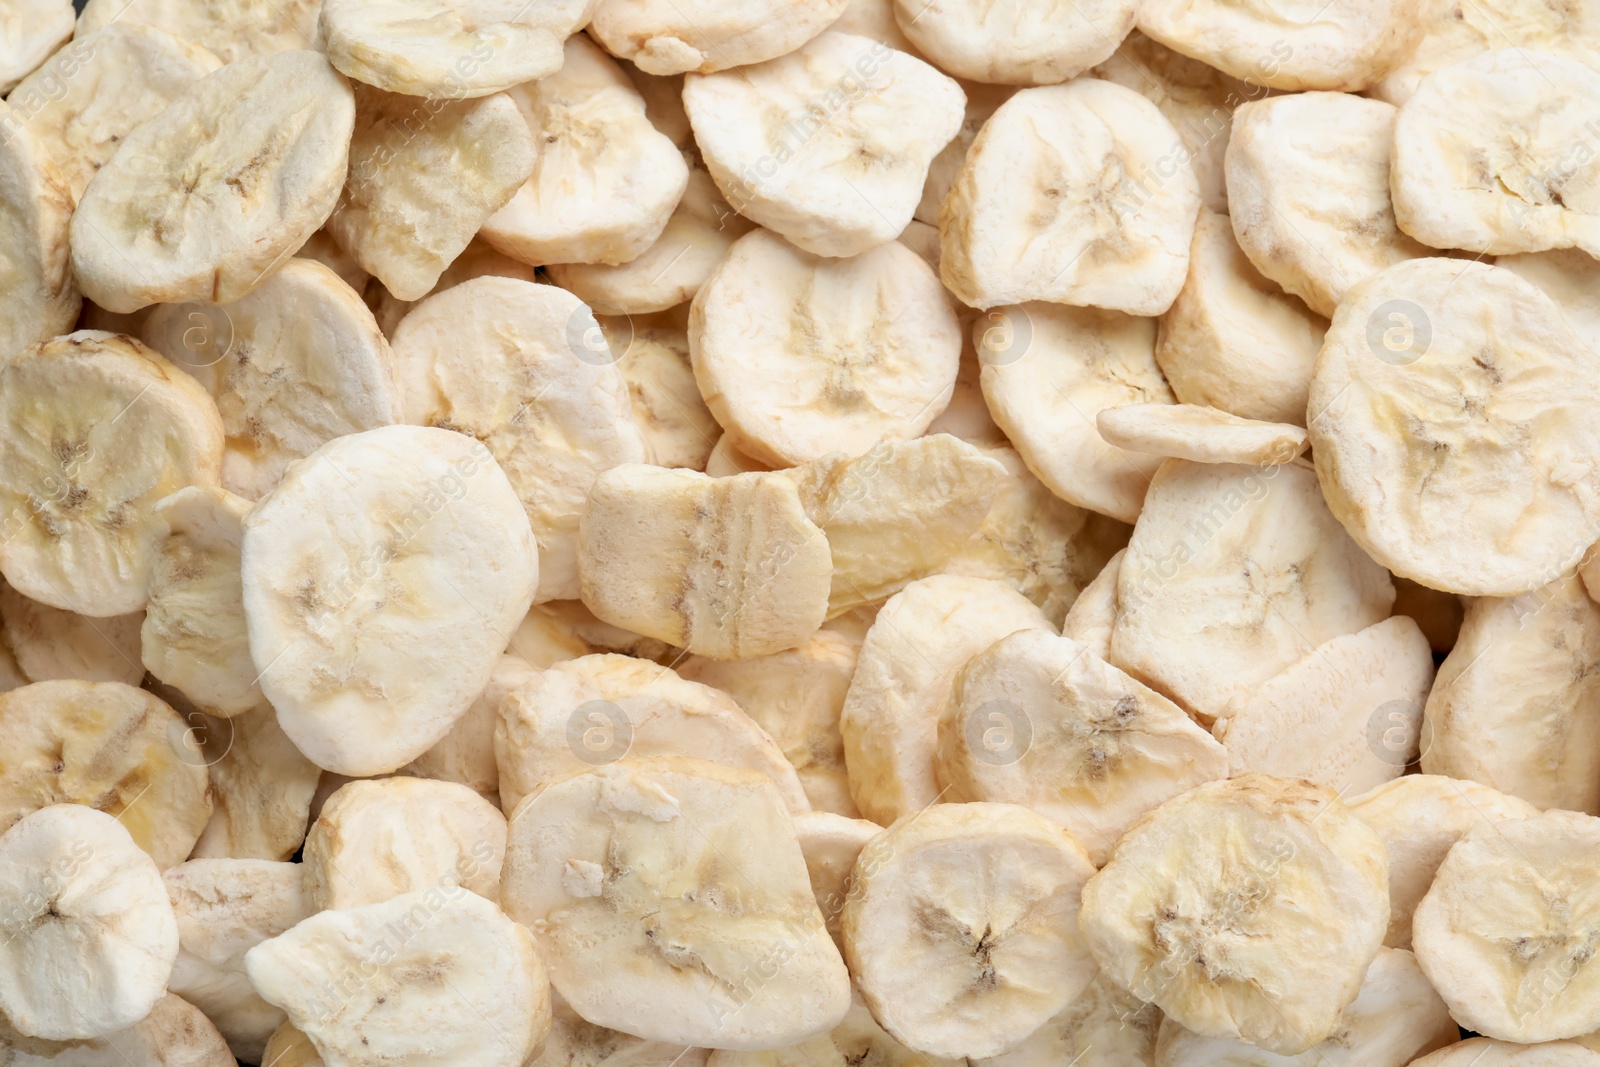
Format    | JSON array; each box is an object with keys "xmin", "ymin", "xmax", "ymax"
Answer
[
  {"xmin": 2, "ymin": 994, "xmax": 234, "ymax": 1067},
  {"xmin": 893, "ymin": 0, "xmax": 1137, "ymax": 85},
  {"xmin": 0, "ymin": 98, "xmax": 78, "ymax": 364},
  {"xmin": 0, "ymin": 583, "xmax": 142, "ymax": 685},
  {"xmin": 1098, "ymin": 403, "xmax": 1308, "ymax": 465},
  {"xmin": 589, "ymin": 0, "xmax": 848, "ymax": 75},
  {"xmin": 76, "ymin": 0, "xmax": 320, "ymax": 63},
  {"xmin": 0, "ymin": 0, "xmax": 72, "ymax": 93}
]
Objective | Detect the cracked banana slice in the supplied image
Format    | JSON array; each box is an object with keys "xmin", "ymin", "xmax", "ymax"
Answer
[
  {"xmin": 164, "ymin": 858, "xmax": 311, "ymax": 1063},
  {"xmin": 1110, "ymin": 460, "xmax": 1394, "ymax": 723},
  {"xmin": 1079, "ymin": 775, "xmax": 1389, "ymax": 1055},
  {"xmin": 976, "ymin": 970, "xmax": 1160, "ymax": 1067},
  {"xmin": 1059, "ymin": 549, "xmax": 1122, "ymax": 658},
  {"xmin": 1420, "ymin": 573, "xmax": 1600, "ymax": 813},
  {"xmin": 1212, "ymin": 616, "xmax": 1435, "ymax": 796},
  {"xmin": 535, "ymin": 996, "xmax": 711, "ymax": 1067},
  {"xmin": 240, "ymin": 425, "xmax": 539, "ymax": 776},
  {"xmin": 1393, "ymin": 50, "xmax": 1600, "ymax": 257},
  {"xmin": 247, "ymin": 887, "xmax": 551, "ymax": 1067},
  {"xmin": 577, "ymin": 465, "xmax": 832, "ymax": 659},
  {"xmin": 599, "ymin": 317, "xmax": 719, "ymax": 472},
  {"xmin": 1413, "ymin": 1040, "xmax": 1600, "ymax": 1066},
  {"xmin": 1501, "ymin": 250, "xmax": 1600, "ymax": 357},
  {"xmin": 940, "ymin": 80, "xmax": 1199, "ymax": 315},
  {"xmin": 481, "ymin": 35, "xmax": 689, "ymax": 268},
  {"xmin": 842, "ymin": 802, "xmax": 1097, "ymax": 1059},
  {"xmin": 589, "ymin": 0, "xmax": 848, "ymax": 75},
  {"xmin": 708, "ymin": 992, "xmax": 960, "ymax": 1067},
  {"xmin": 75, "ymin": 0, "xmax": 320, "ymax": 63},
  {"xmin": 71, "ymin": 51, "xmax": 355, "ymax": 313},
  {"xmin": 0, "ymin": 804, "xmax": 179, "ymax": 1040},
  {"xmin": 1308, "ymin": 259, "xmax": 1600, "ymax": 596},
  {"xmin": 977, "ymin": 303, "xmax": 1173, "ymax": 523},
  {"xmin": 1098, "ymin": 403, "xmax": 1308, "ymax": 465},
  {"xmin": 191, "ymin": 703, "xmax": 321, "ymax": 862},
  {"xmin": 937, "ymin": 628, "xmax": 1229, "ymax": 866},
  {"xmin": 1, "ymin": 993, "xmax": 235, "ymax": 1067},
  {"xmin": 1226, "ymin": 92, "xmax": 1429, "ymax": 319},
  {"xmin": 0, "ymin": 680, "xmax": 211, "ymax": 868},
  {"xmin": 690, "ymin": 228, "xmax": 961, "ymax": 466},
  {"xmin": 1347, "ymin": 775, "xmax": 1538, "ymax": 951},
  {"xmin": 793, "ymin": 812, "xmax": 879, "ymax": 949},
  {"xmin": 685, "ymin": 32, "xmax": 964, "ymax": 258},
  {"xmin": 894, "ymin": 0, "xmax": 1136, "ymax": 84},
  {"xmin": 400, "ymin": 654, "xmax": 538, "ymax": 804},
  {"xmin": 1155, "ymin": 209, "xmax": 1327, "ymax": 426},
  {"xmin": 0, "ymin": 584, "xmax": 142, "ymax": 685},
  {"xmin": 0, "ymin": 102, "xmax": 78, "ymax": 373},
  {"xmin": 501, "ymin": 758, "xmax": 851, "ymax": 1049},
  {"xmin": 391, "ymin": 277, "xmax": 644, "ymax": 602},
  {"xmin": 840, "ymin": 574, "xmax": 1050, "ymax": 826},
  {"xmin": 0, "ymin": 0, "xmax": 71, "ymax": 93}
]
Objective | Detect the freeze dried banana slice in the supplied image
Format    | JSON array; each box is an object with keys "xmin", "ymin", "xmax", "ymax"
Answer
[
  {"xmin": 1, "ymin": 993, "xmax": 236, "ymax": 1067},
  {"xmin": 842, "ymin": 802, "xmax": 1097, "ymax": 1059},
  {"xmin": 0, "ymin": 680, "xmax": 211, "ymax": 868},
  {"xmin": 685, "ymin": 32, "xmax": 964, "ymax": 258},
  {"xmin": 0, "ymin": 102, "xmax": 78, "ymax": 370},
  {"xmin": 793, "ymin": 812, "xmax": 879, "ymax": 949},
  {"xmin": 75, "ymin": 0, "xmax": 320, "ymax": 63},
  {"xmin": 893, "ymin": 0, "xmax": 1135, "ymax": 84},
  {"xmin": 598, "ymin": 317, "xmax": 719, "ymax": 472},
  {"xmin": 508, "ymin": 608, "xmax": 595, "ymax": 667},
  {"xmin": 976, "ymin": 971, "xmax": 1160, "ymax": 1067},
  {"xmin": 691, "ymin": 228, "xmax": 961, "ymax": 466},
  {"xmin": 1420, "ymin": 573, "xmax": 1600, "ymax": 813},
  {"xmin": 1098, "ymin": 403, "xmax": 1308, "ymax": 465},
  {"xmin": 240, "ymin": 425, "xmax": 539, "ymax": 776},
  {"xmin": 1413, "ymin": 1040, "xmax": 1600, "ymax": 1066},
  {"xmin": 977, "ymin": 303, "xmax": 1173, "ymax": 523},
  {"xmin": 71, "ymin": 51, "xmax": 355, "ymax": 313},
  {"xmin": 940, "ymin": 80, "xmax": 1199, "ymax": 315},
  {"xmin": 840, "ymin": 574, "xmax": 1050, "ymax": 826},
  {"xmin": 1059, "ymin": 549, "xmax": 1122, "ymax": 658},
  {"xmin": 937, "ymin": 629, "xmax": 1228, "ymax": 866},
  {"xmin": 578, "ymin": 465, "xmax": 832, "ymax": 659},
  {"xmin": 0, "ymin": 805, "xmax": 178, "ymax": 1040},
  {"xmin": 1155, "ymin": 208, "xmax": 1326, "ymax": 426},
  {"xmin": 482, "ymin": 35, "xmax": 689, "ymax": 268},
  {"xmin": 0, "ymin": 0, "xmax": 71, "ymax": 93},
  {"xmin": 247, "ymin": 887, "xmax": 552, "ymax": 1067},
  {"xmin": 536, "ymin": 997, "xmax": 710, "ymax": 1067},
  {"xmin": 400, "ymin": 654, "xmax": 537, "ymax": 804},
  {"xmin": 1309, "ymin": 259, "xmax": 1600, "ymax": 596},
  {"xmin": 1500, "ymin": 249, "xmax": 1600, "ymax": 356},
  {"xmin": 589, "ymin": 0, "xmax": 848, "ymax": 74},
  {"xmin": 164, "ymin": 859, "xmax": 311, "ymax": 1063},
  {"xmin": 1393, "ymin": 50, "xmax": 1600, "ymax": 257},
  {"xmin": 191, "ymin": 704, "xmax": 321, "ymax": 862},
  {"xmin": 501, "ymin": 759, "xmax": 851, "ymax": 1049},
  {"xmin": 1111, "ymin": 460, "xmax": 1394, "ymax": 723},
  {"xmin": 0, "ymin": 584, "xmax": 142, "ymax": 685},
  {"xmin": 708, "ymin": 992, "xmax": 959, "ymax": 1067},
  {"xmin": 1226, "ymin": 92, "xmax": 1429, "ymax": 319},
  {"xmin": 364, "ymin": 237, "xmax": 538, "ymax": 337},
  {"xmin": 1079, "ymin": 775, "xmax": 1389, "ymax": 1055},
  {"xmin": 391, "ymin": 277, "xmax": 644, "ymax": 602}
]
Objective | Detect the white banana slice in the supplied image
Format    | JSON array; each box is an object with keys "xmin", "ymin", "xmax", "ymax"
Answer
[
  {"xmin": 500, "ymin": 758, "xmax": 851, "ymax": 1049},
  {"xmin": 842, "ymin": 802, "xmax": 1098, "ymax": 1059},
  {"xmin": 974, "ymin": 970, "xmax": 1160, "ymax": 1067},
  {"xmin": 893, "ymin": 0, "xmax": 1136, "ymax": 85},
  {"xmin": 262, "ymin": 1023, "xmax": 323, "ymax": 1067},
  {"xmin": 1308, "ymin": 259, "xmax": 1600, "ymax": 596},
  {"xmin": 0, "ymin": 584, "xmax": 142, "ymax": 685},
  {"xmin": 685, "ymin": 32, "xmax": 964, "ymax": 258},
  {"xmin": 71, "ymin": 51, "xmax": 356, "ymax": 313},
  {"xmin": 940, "ymin": 80, "xmax": 1199, "ymax": 315},
  {"xmin": 390, "ymin": 277, "xmax": 645, "ymax": 602},
  {"xmin": 1, "ymin": 993, "xmax": 235, "ymax": 1067},
  {"xmin": 1393, "ymin": 50, "xmax": 1600, "ymax": 257},
  {"xmin": 793, "ymin": 812, "xmax": 879, "ymax": 949},
  {"xmin": 0, "ymin": 0, "xmax": 71, "ymax": 93},
  {"xmin": 240, "ymin": 425, "xmax": 539, "ymax": 776},
  {"xmin": 840, "ymin": 574, "xmax": 1050, "ymax": 826},
  {"xmin": 1500, "ymin": 249, "xmax": 1600, "ymax": 356},
  {"xmin": 914, "ymin": 81, "xmax": 1014, "ymax": 228},
  {"xmin": 690, "ymin": 228, "xmax": 961, "ymax": 466},
  {"xmin": 400, "ymin": 654, "xmax": 538, "ymax": 804},
  {"xmin": 1059, "ymin": 549, "xmax": 1123, "ymax": 658},
  {"xmin": 0, "ymin": 804, "xmax": 179, "ymax": 1040},
  {"xmin": 588, "ymin": 0, "xmax": 848, "ymax": 75},
  {"xmin": 598, "ymin": 316, "xmax": 719, "ymax": 472},
  {"xmin": 1346, "ymin": 774, "xmax": 1539, "ymax": 950},
  {"xmin": 190, "ymin": 703, "xmax": 321, "ymax": 862},
  {"xmin": 1110, "ymin": 460, "xmax": 1395, "ymax": 723},
  {"xmin": 0, "ymin": 103, "xmax": 79, "ymax": 378},
  {"xmin": 0, "ymin": 680, "xmax": 212, "ymax": 868},
  {"xmin": 708, "ymin": 991, "xmax": 961, "ymax": 1067},
  {"xmin": 1098, "ymin": 404, "xmax": 1308, "ymax": 465},
  {"xmin": 1411, "ymin": 1040, "xmax": 1600, "ymax": 1066},
  {"xmin": 247, "ymin": 887, "xmax": 552, "ymax": 1067},
  {"xmin": 976, "ymin": 303, "xmax": 1173, "ymax": 523},
  {"xmin": 535, "ymin": 996, "xmax": 710, "ymax": 1067},
  {"xmin": 1078, "ymin": 774, "xmax": 1390, "ymax": 1056},
  {"xmin": 75, "ymin": 0, "xmax": 320, "ymax": 63},
  {"xmin": 937, "ymin": 628, "xmax": 1229, "ymax": 866}
]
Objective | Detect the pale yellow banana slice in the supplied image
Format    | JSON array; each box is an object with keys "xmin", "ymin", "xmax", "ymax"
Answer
[
  {"xmin": 973, "ymin": 970, "xmax": 1161, "ymax": 1067},
  {"xmin": 598, "ymin": 316, "xmax": 719, "ymax": 472},
  {"xmin": 914, "ymin": 81, "xmax": 1014, "ymax": 227},
  {"xmin": 1500, "ymin": 249, "xmax": 1600, "ymax": 356},
  {"xmin": 1308, "ymin": 259, "xmax": 1600, "ymax": 596},
  {"xmin": 707, "ymin": 991, "xmax": 962, "ymax": 1067},
  {"xmin": 1098, "ymin": 403, "xmax": 1308, "ymax": 465},
  {"xmin": 1412, "ymin": 1040, "xmax": 1600, "ymax": 1066},
  {"xmin": 1079, "ymin": 775, "xmax": 1389, "ymax": 1055},
  {"xmin": 75, "ymin": 0, "xmax": 320, "ymax": 63},
  {"xmin": 1059, "ymin": 549, "xmax": 1123, "ymax": 658},
  {"xmin": 2, "ymin": 993, "xmax": 235, "ymax": 1067},
  {"xmin": 1392, "ymin": 576, "xmax": 1464, "ymax": 655},
  {"xmin": 894, "ymin": 0, "xmax": 1136, "ymax": 84},
  {"xmin": 793, "ymin": 811, "xmax": 879, "ymax": 949},
  {"xmin": 535, "ymin": 996, "xmax": 710, "ymax": 1067},
  {"xmin": 364, "ymin": 236, "xmax": 537, "ymax": 337},
  {"xmin": 400, "ymin": 654, "xmax": 538, "ymax": 804},
  {"xmin": 0, "ymin": 584, "xmax": 142, "ymax": 685},
  {"xmin": 0, "ymin": 0, "xmax": 71, "ymax": 93},
  {"xmin": 262, "ymin": 1023, "xmax": 323, "ymax": 1067},
  {"xmin": 190, "ymin": 703, "xmax": 321, "ymax": 862},
  {"xmin": 0, "ymin": 103, "xmax": 78, "ymax": 372},
  {"xmin": 589, "ymin": 0, "xmax": 848, "ymax": 75},
  {"xmin": 500, "ymin": 758, "xmax": 851, "ymax": 1049}
]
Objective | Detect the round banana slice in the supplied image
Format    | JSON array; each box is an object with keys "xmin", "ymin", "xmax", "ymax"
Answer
[
  {"xmin": 0, "ymin": 0, "xmax": 72, "ymax": 93},
  {"xmin": 1155, "ymin": 208, "xmax": 1327, "ymax": 426},
  {"xmin": 1346, "ymin": 775, "xmax": 1539, "ymax": 951},
  {"xmin": 0, "ymin": 680, "xmax": 212, "ymax": 868},
  {"xmin": 240, "ymin": 425, "xmax": 539, "ymax": 776},
  {"xmin": 1226, "ymin": 92, "xmax": 1429, "ymax": 319},
  {"xmin": 1110, "ymin": 460, "xmax": 1394, "ymax": 723},
  {"xmin": 842, "ymin": 802, "xmax": 1097, "ymax": 1059},
  {"xmin": 535, "ymin": 996, "xmax": 711, "ymax": 1067},
  {"xmin": 390, "ymin": 277, "xmax": 645, "ymax": 602},
  {"xmin": 938, "ymin": 629, "xmax": 1229, "ymax": 866},
  {"xmin": 190, "ymin": 704, "xmax": 321, "ymax": 862},
  {"xmin": 975, "ymin": 970, "xmax": 1161, "ymax": 1067},
  {"xmin": 247, "ymin": 887, "xmax": 552, "ymax": 1067},
  {"xmin": 940, "ymin": 80, "xmax": 1199, "ymax": 315},
  {"xmin": 976, "ymin": 303, "xmax": 1173, "ymax": 523},
  {"xmin": 1059, "ymin": 549, "xmax": 1123, "ymax": 658},
  {"xmin": 164, "ymin": 858, "xmax": 311, "ymax": 1063},
  {"xmin": 589, "ymin": 0, "xmax": 848, "ymax": 75},
  {"xmin": 708, "ymin": 991, "xmax": 960, "ymax": 1067},
  {"xmin": 1420, "ymin": 573, "xmax": 1600, "ymax": 813},
  {"xmin": 481, "ymin": 35, "xmax": 689, "ymax": 268},
  {"xmin": 793, "ymin": 812, "xmax": 879, "ymax": 949},
  {"xmin": 0, "ymin": 584, "xmax": 142, "ymax": 686},
  {"xmin": 0, "ymin": 103, "xmax": 79, "ymax": 374},
  {"xmin": 1308, "ymin": 259, "xmax": 1600, "ymax": 596},
  {"xmin": 893, "ymin": 0, "xmax": 1135, "ymax": 84},
  {"xmin": 1500, "ymin": 249, "xmax": 1600, "ymax": 356},
  {"xmin": 1153, "ymin": 947, "xmax": 1457, "ymax": 1067},
  {"xmin": 262, "ymin": 1023, "xmax": 322, "ymax": 1067},
  {"xmin": 577, "ymin": 465, "xmax": 832, "ymax": 659},
  {"xmin": 1393, "ymin": 50, "xmax": 1600, "ymax": 257},
  {"xmin": 71, "ymin": 51, "xmax": 356, "ymax": 313},
  {"xmin": 598, "ymin": 316, "xmax": 719, "ymax": 473},
  {"xmin": 1, "ymin": 993, "xmax": 236, "ymax": 1067},
  {"xmin": 1078, "ymin": 775, "xmax": 1389, "ymax": 1056},
  {"xmin": 1412, "ymin": 1040, "xmax": 1600, "ymax": 1066},
  {"xmin": 1098, "ymin": 403, "xmax": 1308, "ymax": 465},
  {"xmin": 685, "ymin": 32, "xmax": 964, "ymax": 258},
  {"xmin": 501, "ymin": 758, "xmax": 851, "ymax": 1049},
  {"xmin": 401, "ymin": 654, "xmax": 538, "ymax": 804},
  {"xmin": 0, "ymin": 804, "xmax": 179, "ymax": 1040},
  {"xmin": 690, "ymin": 228, "xmax": 961, "ymax": 466},
  {"xmin": 75, "ymin": 0, "xmax": 320, "ymax": 63}
]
